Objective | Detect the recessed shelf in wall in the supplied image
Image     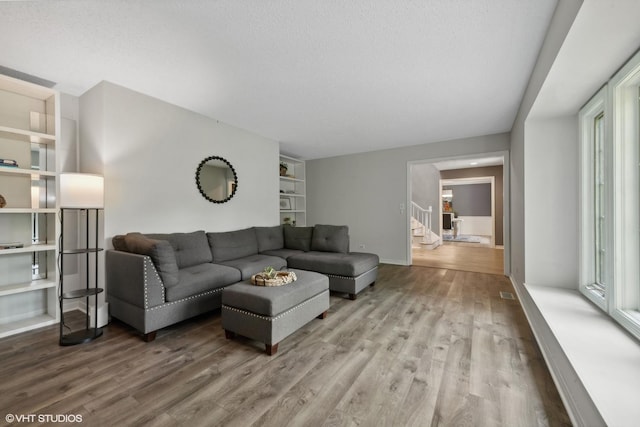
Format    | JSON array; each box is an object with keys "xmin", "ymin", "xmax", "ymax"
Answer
[
  {"xmin": 0, "ymin": 126, "xmax": 56, "ymax": 144},
  {"xmin": 280, "ymin": 176, "xmax": 304, "ymax": 183},
  {"xmin": 279, "ymin": 154, "xmax": 306, "ymax": 226},
  {"xmin": 0, "ymin": 73, "xmax": 60, "ymax": 339},
  {"xmin": 0, "ymin": 166, "xmax": 56, "ymax": 177},
  {"xmin": 0, "ymin": 244, "xmax": 56, "ymax": 255},
  {"xmin": 0, "ymin": 208, "xmax": 57, "ymax": 214},
  {"xmin": 0, "ymin": 314, "xmax": 57, "ymax": 339},
  {"xmin": 0, "ymin": 279, "xmax": 57, "ymax": 297}
]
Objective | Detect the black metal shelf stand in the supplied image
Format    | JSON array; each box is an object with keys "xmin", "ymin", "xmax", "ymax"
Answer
[{"xmin": 59, "ymin": 208, "xmax": 104, "ymax": 346}]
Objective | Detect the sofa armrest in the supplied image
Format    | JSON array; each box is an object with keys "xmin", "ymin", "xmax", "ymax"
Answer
[{"xmin": 106, "ymin": 250, "xmax": 166, "ymax": 309}]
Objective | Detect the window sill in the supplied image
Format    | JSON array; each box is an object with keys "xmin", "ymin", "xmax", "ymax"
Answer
[{"xmin": 525, "ymin": 284, "xmax": 640, "ymax": 427}]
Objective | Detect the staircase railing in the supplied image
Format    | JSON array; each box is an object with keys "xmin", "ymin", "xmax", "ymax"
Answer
[{"xmin": 411, "ymin": 201, "xmax": 431, "ymax": 237}]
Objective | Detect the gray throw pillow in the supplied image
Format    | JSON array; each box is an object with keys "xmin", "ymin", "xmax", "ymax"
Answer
[
  {"xmin": 283, "ymin": 226, "xmax": 313, "ymax": 252},
  {"xmin": 311, "ymin": 224, "xmax": 350, "ymax": 253},
  {"xmin": 124, "ymin": 232, "xmax": 179, "ymax": 287}
]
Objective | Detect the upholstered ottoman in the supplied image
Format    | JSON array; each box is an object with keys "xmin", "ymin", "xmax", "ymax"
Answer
[{"xmin": 221, "ymin": 269, "xmax": 329, "ymax": 355}]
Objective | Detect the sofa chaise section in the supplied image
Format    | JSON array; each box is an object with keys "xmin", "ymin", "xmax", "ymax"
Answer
[
  {"xmin": 258, "ymin": 224, "xmax": 379, "ymax": 299},
  {"xmin": 286, "ymin": 251, "xmax": 378, "ymax": 299}
]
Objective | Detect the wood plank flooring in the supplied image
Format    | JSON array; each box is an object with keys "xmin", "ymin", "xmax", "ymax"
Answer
[
  {"xmin": 0, "ymin": 264, "xmax": 570, "ymax": 426},
  {"xmin": 413, "ymin": 243, "xmax": 505, "ymax": 276}
]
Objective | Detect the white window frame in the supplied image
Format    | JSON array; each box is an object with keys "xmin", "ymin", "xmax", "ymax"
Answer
[
  {"xmin": 579, "ymin": 48, "xmax": 640, "ymax": 341},
  {"xmin": 579, "ymin": 86, "xmax": 610, "ymax": 311},
  {"xmin": 610, "ymin": 49, "xmax": 640, "ymax": 339}
]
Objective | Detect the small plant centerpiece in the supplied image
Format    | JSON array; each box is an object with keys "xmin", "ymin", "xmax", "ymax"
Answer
[
  {"xmin": 279, "ymin": 161, "xmax": 288, "ymax": 177},
  {"xmin": 263, "ymin": 266, "xmax": 277, "ymax": 279},
  {"xmin": 251, "ymin": 266, "xmax": 297, "ymax": 287}
]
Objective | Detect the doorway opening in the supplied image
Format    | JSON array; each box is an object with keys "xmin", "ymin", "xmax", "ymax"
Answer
[{"xmin": 408, "ymin": 153, "xmax": 508, "ymax": 276}]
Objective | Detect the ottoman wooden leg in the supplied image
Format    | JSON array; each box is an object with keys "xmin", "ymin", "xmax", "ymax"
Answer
[
  {"xmin": 225, "ymin": 330, "xmax": 236, "ymax": 339},
  {"xmin": 266, "ymin": 343, "xmax": 279, "ymax": 355},
  {"xmin": 317, "ymin": 310, "xmax": 328, "ymax": 319},
  {"xmin": 349, "ymin": 293, "xmax": 357, "ymax": 300}
]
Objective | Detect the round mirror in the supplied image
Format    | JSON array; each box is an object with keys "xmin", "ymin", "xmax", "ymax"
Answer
[{"xmin": 195, "ymin": 156, "xmax": 238, "ymax": 203}]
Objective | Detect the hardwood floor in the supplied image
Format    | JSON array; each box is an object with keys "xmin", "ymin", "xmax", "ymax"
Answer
[
  {"xmin": 0, "ymin": 265, "xmax": 570, "ymax": 426},
  {"xmin": 412, "ymin": 242, "xmax": 505, "ymax": 275}
]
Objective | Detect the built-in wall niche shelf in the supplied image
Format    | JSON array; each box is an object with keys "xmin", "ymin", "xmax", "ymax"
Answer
[
  {"xmin": 0, "ymin": 126, "xmax": 56, "ymax": 144},
  {"xmin": 0, "ymin": 279, "xmax": 57, "ymax": 297},
  {"xmin": 0, "ymin": 73, "xmax": 60, "ymax": 338},
  {"xmin": 0, "ymin": 244, "xmax": 56, "ymax": 254},
  {"xmin": 0, "ymin": 167, "xmax": 56, "ymax": 177},
  {"xmin": 279, "ymin": 176, "xmax": 305, "ymax": 183},
  {"xmin": 0, "ymin": 208, "xmax": 56, "ymax": 214},
  {"xmin": 0, "ymin": 313, "xmax": 57, "ymax": 339},
  {"xmin": 279, "ymin": 154, "xmax": 306, "ymax": 226}
]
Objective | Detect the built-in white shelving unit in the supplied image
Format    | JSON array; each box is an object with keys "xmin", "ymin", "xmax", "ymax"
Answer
[
  {"xmin": 0, "ymin": 74, "xmax": 60, "ymax": 339},
  {"xmin": 279, "ymin": 154, "xmax": 306, "ymax": 226}
]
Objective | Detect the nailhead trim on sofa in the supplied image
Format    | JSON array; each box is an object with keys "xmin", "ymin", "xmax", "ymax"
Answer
[{"xmin": 221, "ymin": 291, "xmax": 326, "ymax": 321}]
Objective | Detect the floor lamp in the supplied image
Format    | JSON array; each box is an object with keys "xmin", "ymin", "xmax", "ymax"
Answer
[{"xmin": 58, "ymin": 173, "xmax": 104, "ymax": 346}]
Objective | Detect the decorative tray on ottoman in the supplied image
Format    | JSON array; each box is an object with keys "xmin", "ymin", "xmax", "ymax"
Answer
[{"xmin": 251, "ymin": 270, "xmax": 297, "ymax": 287}]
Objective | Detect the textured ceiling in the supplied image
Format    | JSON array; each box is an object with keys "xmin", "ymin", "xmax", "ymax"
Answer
[{"xmin": 0, "ymin": 0, "xmax": 557, "ymax": 159}]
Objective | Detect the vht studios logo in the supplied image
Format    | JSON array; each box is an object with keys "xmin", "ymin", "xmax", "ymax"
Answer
[{"xmin": 5, "ymin": 413, "xmax": 83, "ymax": 423}]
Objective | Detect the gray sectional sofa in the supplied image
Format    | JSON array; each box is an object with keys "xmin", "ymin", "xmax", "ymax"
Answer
[{"xmin": 106, "ymin": 225, "xmax": 379, "ymax": 341}]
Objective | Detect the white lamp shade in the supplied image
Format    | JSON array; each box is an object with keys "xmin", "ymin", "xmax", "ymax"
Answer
[
  {"xmin": 442, "ymin": 190, "xmax": 453, "ymax": 198},
  {"xmin": 59, "ymin": 173, "xmax": 104, "ymax": 208}
]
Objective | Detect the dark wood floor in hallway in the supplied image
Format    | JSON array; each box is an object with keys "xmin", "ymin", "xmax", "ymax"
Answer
[{"xmin": 0, "ymin": 264, "xmax": 570, "ymax": 426}]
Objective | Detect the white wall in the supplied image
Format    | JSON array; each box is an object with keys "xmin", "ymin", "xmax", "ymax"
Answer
[
  {"xmin": 79, "ymin": 81, "xmax": 279, "ymax": 241},
  {"xmin": 307, "ymin": 133, "xmax": 509, "ymax": 264},
  {"xmin": 509, "ymin": 0, "xmax": 583, "ymax": 285},
  {"xmin": 508, "ymin": 1, "xmax": 640, "ymax": 425},
  {"xmin": 456, "ymin": 216, "xmax": 492, "ymax": 237},
  {"xmin": 78, "ymin": 81, "xmax": 280, "ymax": 308},
  {"xmin": 524, "ymin": 117, "xmax": 578, "ymax": 287}
]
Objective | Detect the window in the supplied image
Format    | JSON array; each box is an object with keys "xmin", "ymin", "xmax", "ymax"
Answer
[
  {"xmin": 593, "ymin": 112, "xmax": 605, "ymax": 291},
  {"xmin": 579, "ymin": 87, "xmax": 608, "ymax": 308},
  {"xmin": 580, "ymin": 48, "xmax": 640, "ymax": 339},
  {"xmin": 611, "ymin": 48, "xmax": 640, "ymax": 338}
]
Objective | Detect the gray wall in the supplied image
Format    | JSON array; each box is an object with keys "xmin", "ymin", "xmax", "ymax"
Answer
[
  {"xmin": 443, "ymin": 183, "xmax": 491, "ymax": 216},
  {"xmin": 441, "ymin": 165, "xmax": 503, "ymax": 245},
  {"xmin": 307, "ymin": 133, "xmax": 509, "ymax": 264}
]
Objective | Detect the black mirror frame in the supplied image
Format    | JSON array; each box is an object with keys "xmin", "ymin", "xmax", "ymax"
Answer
[{"xmin": 195, "ymin": 155, "xmax": 238, "ymax": 204}]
